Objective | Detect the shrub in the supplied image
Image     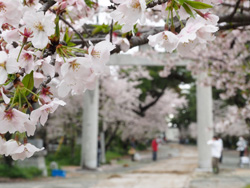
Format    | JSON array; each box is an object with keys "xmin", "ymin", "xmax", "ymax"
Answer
[{"xmin": 0, "ymin": 164, "xmax": 42, "ymax": 179}]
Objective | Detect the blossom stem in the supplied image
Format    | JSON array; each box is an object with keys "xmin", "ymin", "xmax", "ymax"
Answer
[
  {"xmin": 17, "ymin": 43, "xmax": 25, "ymax": 62},
  {"xmin": 174, "ymin": 9, "xmax": 184, "ymax": 28},
  {"xmin": 18, "ymin": 92, "xmax": 22, "ymax": 108},
  {"xmin": 21, "ymin": 91, "xmax": 32, "ymax": 107},
  {"xmin": 146, "ymin": 0, "xmax": 154, "ymax": 5},
  {"xmin": 23, "ymin": 87, "xmax": 39, "ymax": 98},
  {"xmin": 10, "ymin": 90, "xmax": 18, "ymax": 108},
  {"xmin": 166, "ymin": 10, "xmax": 171, "ymax": 29},
  {"xmin": 171, "ymin": 9, "xmax": 174, "ymax": 27}
]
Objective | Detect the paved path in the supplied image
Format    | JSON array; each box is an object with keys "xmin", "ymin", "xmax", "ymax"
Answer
[
  {"xmin": 1, "ymin": 144, "xmax": 250, "ymax": 188},
  {"xmin": 190, "ymin": 150, "xmax": 250, "ymax": 188},
  {"xmin": 92, "ymin": 144, "xmax": 197, "ymax": 188}
]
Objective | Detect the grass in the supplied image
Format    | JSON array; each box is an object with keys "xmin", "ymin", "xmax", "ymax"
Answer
[
  {"xmin": 105, "ymin": 151, "xmax": 123, "ymax": 163},
  {"xmin": 244, "ymin": 185, "xmax": 250, "ymax": 188},
  {"xmin": 46, "ymin": 145, "xmax": 81, "ymax": 167},
  {"xmin": 0, "ymin": 164, "xmax": 42, "ymax": 179},
  {"xmin": 45, "ymin": 145, "xmax": 81, "ymax": 176}
]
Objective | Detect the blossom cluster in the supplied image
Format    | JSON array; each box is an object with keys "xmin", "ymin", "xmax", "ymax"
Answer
[
  {"xmin": 0, "ymin": 0, "xmax": 114, "ymax": 160},
  {"xmin": 0, "ymin": 0, "xmax": 220, "ymax": 160},
  {"xmin": 111, "ymin": 0, "xmax": 221, "ymax": 55}
]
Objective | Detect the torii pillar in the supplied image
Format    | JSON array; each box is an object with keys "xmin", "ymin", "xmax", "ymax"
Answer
[
  {"xmin": 196, "ymin": 73, "xmax": 213, "ymax": 170},
  {"xmin": 81, "ymin": 81, "xmax": 99, "ymax": 169}
]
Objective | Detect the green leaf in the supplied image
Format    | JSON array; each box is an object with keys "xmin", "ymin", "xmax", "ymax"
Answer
[
  {"xmin": 92, "ymin": 26, "xmax": 102, "ymax": 35},
  {"xmin": 84, "ymin": 0, "xmax": 94, "ymax": 8},
  {"xmin": 55, "ymin": 16, "xmax": 60, "ymax": 38},
  {"xmin": 22, "ymin": 71, "xmax": 34, "ymax": 96},
  {"xmin": 113, "ymin": 24, "xmax": 122, "ymax": 31},
  {"xmin": 185, "ymin": 1, "xmax": 213, "ymax": 9},
  {"xmin": 178, "ymin": 0, "xmax": 187, "ymax": 5},
  {"xmin": 182, "ymin": 3, "xmax": 195, "ymax": 18},
  {"xmin": 67, "ymin": 42, "xmax": 76, "ymax": 47},
  {"xmin": 92, "ymin": 24, "xmax": 111, "ymax": 35}
]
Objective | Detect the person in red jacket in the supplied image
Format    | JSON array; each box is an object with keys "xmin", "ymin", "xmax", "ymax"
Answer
[{"xmin": 152, "ymin": 137, "xmax": 158, "ymax": 161}]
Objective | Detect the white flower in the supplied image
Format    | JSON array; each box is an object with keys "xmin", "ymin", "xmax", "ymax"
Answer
[
  {"xmin": 0, "ymin": 51, "xmax": 19, "ymax": 84},
  {"xmin": 203, "ymin": 13, "xmax": 219, "ymax": 25},
  {"xmin": 148, "ymin": 31, "xmax": 179, "ymax": 53},
  {"xmin": 115, "ymin": 38, "xmax": 130, "ymax": 52},
  {"xmin": 30, "ymin": 98, "xmax": 66, "ymax": 125},
  {"xmin": 23, "ymin": 10, "xmax": 55, "ymax": 49},
  {"xmin": 86, "ymin": 41, "xmax": 115, "ymax": 74},
  {"xmin": 0, "ymin": 87, "xmax": 10, "ymax": 104},
  {"xmin": 110, "ymin": 0, "xmax": 146, "ymax": 33},
  {"xmin": 197, "ymin": 24, "xmax": 218, "ymax": 43},
  {"xmin": 33, "ymin": 72, "xmax": 46, "ymax": 88},
  {"xmin": 24, "ymin": 121, "xmax": 37, "ymax": 137},
  {"xmin": 5, "ymin": 140, "xmax": 44, "ymax": 160},
  {"xmin": 0, "ymin": 106, "xmax": 30, "ymax": 134},
  {"xmin": 35, "ymin": 57, "xmax": 55, "ymax": 77},
  {"xmin": 0, "ymin": 136, "xmax": 6, "ymax": 155},
  {"xmin": 9, "ymin": 47, "xmax": 35, "ymax": 74},
  {"xmin": 1, "ymin": 29, "xmax": 21, "ymax": 44},
  {"xmin": 58, "ymin": 57, "xmax": 97, "ymax": 97},
  {"xmin": 178, "ymin": 18, "xmax": 205, "ymax": 44},
  {"xmin": 0, "ymin": 0, "xmax": 23, "ymax": 27}
]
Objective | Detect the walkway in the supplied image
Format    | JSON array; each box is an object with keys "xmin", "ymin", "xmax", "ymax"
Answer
[{"xmin": 1, "ymin": 144, "xmax": 250, "ymax": 188}]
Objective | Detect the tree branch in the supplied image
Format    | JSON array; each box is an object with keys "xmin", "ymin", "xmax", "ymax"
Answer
[
  {"xmin": 39, "ymin": 0, "xmax": 56, "ymax": 12},
  {"xmin": 147, "ymin": 0, "xmax": 169, "ymax": 8},
  {"xmin": 228, "ymin": 0, "xmax": 242, "ymax": 20},
  {"xmin": 222, "ymin": 3, "xmax": 250, "ymax": 11},
  {"xmin": 219, "ymin": 14, "xmax": 250, "ymax": 23},
  {"xmin": 133, "ymin": 87, "xmax": 166, "ymax": 117},
  {"xmin": 58, "ymin": 15, "xmax": 89, "ymax": 47},
  {"xmin": 105, "ymin": 123, "xmax": 120, "ymax": 150},
  {"xmin": 219, "ymin": 22, "xmax": 250, "ymax": 30}
]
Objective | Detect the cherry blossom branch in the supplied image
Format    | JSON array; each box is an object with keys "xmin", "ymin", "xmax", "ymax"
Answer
[
  {"xmin": 112, "ymin": 27, "xmax": 164, "ymax": 54},
  {"xmin": 147, "ymin": 0, "xmax": 169, "ymax": 8},
  {"xmin": 222, "ymin": 3, "xmax": 250, "ymax": 11},
  {"xmin": 229, "ymin": 0, "xmax": 242, "ymax": 20},
  {"xmin": 108, "ymin": 0, "xmax": 169, "ymax": 10},
  {"xmin": 219, "ymin": 14, "xmax": 250, "ymax": 23},
  {"xmin": 39, "ymin": 0, "xmax": 56, "ymax": 12},
  {"xmin": 110, "ymin": 20, "xmax": 114, "ymax": 43},
  {"xmin": 58, "ymin": 15, "xmax": 90, "ymax": 48},
  {"xmin": 71, "ymin": 38, "xmax": 105, "ymax": 45},
  {"xmin": 219, "ymin": 22, "xmax": 250, "ymax": 30}
]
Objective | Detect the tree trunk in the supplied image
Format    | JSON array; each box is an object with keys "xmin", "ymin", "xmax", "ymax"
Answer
[{"xmin": 105, "ymin": 124, "xmax": 120, "ymax": 150}]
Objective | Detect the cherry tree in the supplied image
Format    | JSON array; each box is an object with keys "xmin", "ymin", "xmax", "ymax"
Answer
[
  {"xmin": 0, "ymin": 0, "xmax": 247, "ymax": 160},
  {"xmin": 100, "ymin": 67, "xmax": 187, "ymax": 143}
]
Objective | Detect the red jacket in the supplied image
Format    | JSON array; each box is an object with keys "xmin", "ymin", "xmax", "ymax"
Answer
[{"xmin": 152, "ymin": 139, "xmax": 158, "ymax": 151}]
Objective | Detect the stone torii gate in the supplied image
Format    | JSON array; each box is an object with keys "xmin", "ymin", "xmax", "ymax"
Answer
[{"xmin": 81, "ymin": 46, "xmax": 213, "ymax": 170}]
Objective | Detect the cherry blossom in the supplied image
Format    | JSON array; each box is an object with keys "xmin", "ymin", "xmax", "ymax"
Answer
[
  {"xmin": 23, "ymin": 10, "xmax": 55, "ymax": 49},
  {"xmin": 0, "ymin": 51, "xmax": 19, "ymax": 84},
  {"xmin": 4, "ymin": 140, "xmax": 44, "ymax": 160},
  {"xmin": 110, "ymin": 0, "xmax": 146, "ymax": 33},
  {"xmin": 30, "ymin": 98, "xmax": 66, "ymax": 126},
  {"xmin": 148, "ymin": 31, "xmax": 179, "ymax": 53},
  {"xmin": 0, "ymin": 87, "xmax": 10, "ymax": 104},
  {"xmin": 0, "ymin": 136, "xmax": 6, "ymax": 155},
  {"xmin": 0, "ymin": 0, "xmax": 23, "ymax": 28},
  {"xmin": 86, "ymin": 41, "xmax": 116, "ymax": 74},
  {"xmin": 0, "ymin": 106, "xmax": 30, "ymax": 134}
]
